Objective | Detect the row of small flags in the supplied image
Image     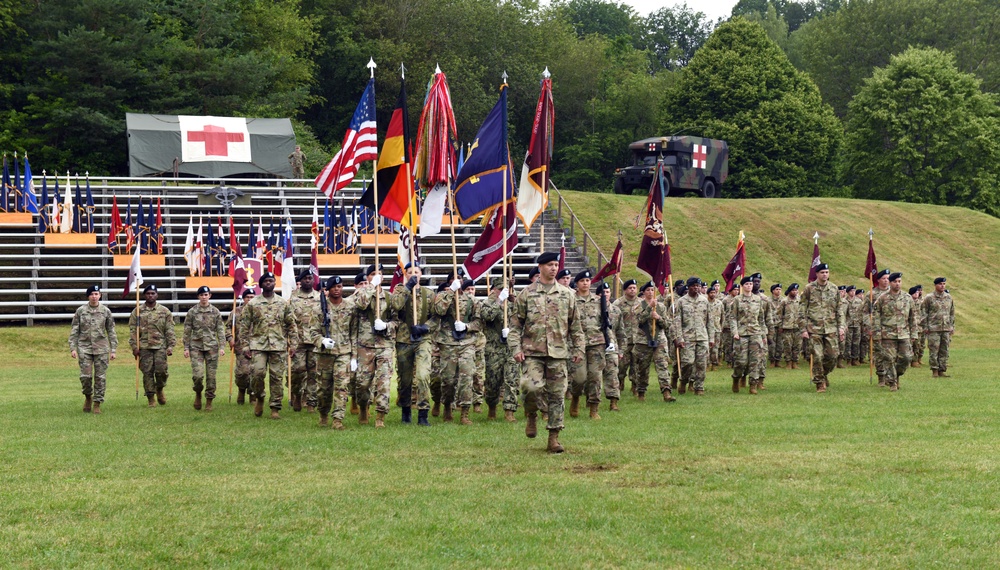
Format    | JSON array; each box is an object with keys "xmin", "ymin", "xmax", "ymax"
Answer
[
  {"xmin": 107, "ymin": 196, "xmax": 163, "ymax": 254},
  {"xmin": 2, "ymin": 154, "xmax": 98, "ymax": 235}
]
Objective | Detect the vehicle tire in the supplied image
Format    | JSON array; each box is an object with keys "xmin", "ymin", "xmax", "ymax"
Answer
[
  {"xmin": 613, "ymin": 178, "xmax": 625, "ymax": 195},
  {"xmin": 700, "ymin": 179, "xmax": 717, "ymax": 199}
]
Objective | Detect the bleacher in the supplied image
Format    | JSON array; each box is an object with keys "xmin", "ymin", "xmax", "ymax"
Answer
[{"xmin": 0, "ymin": 177, "xmax": 591, "ymax": 325}]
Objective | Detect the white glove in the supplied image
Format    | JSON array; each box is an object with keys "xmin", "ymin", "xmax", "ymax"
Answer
[
  {"xmin": 350, "ymin": 359, "xmax": 358, "ymax": 372},
  {"xmin": 606, "ymin": 343, "xmax": 616, "ymax": 353},
  {"xmin": 374, "ymin": 318, "xmax": 387, "ymax": 331},
  {"xmin": 449, "ymin": 279, "xmax": 462, "ymax": 291},
  {"xmin": 370, "ymin": 274, "xmax": 383, "ymax": 288},
  {"xmin": 498, "ymin": 288, "xmax": 509, "ymax": 303},
  {"xmin": 454, "ymin": 320, "xmax": 467, "ymax": 332},
  {"xmin": 321, "ymin": 338, "xmax": 335, "ymax": 349},
  {"xmin": 501, "ymin": 327, "xmax": 510, "ymax": 339}
]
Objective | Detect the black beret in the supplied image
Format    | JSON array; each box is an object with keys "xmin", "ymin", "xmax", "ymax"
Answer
[
  {"xmin": 354, "ymin": 272, "xmax": 366, "ymax": 286},
  {"xmin": 729, "ymin": 283, "xmax": 740, "ymax": 291},
  {"xmin": 598, "ymin": 282, "xmax": 611, "ymax": 291},
  {"xmin": 686, "ymin": 276, "xmax": 701, "ymax": 286},
  {"xmin": 639, "ymin": 281, "xmax": 655, "ymax": 292},
  {"xmin": 557, "ymin": 269, "xmax": 572, "ymax": 280},
  {"xmin": 750, "ymin": 272, "xmax": 762, "ymax": 280},
  {"xmin": 574, "ymin": 270, "xmax": 592, "ymax": 283},
  {"xmin": 674, "ymin": 279, "xmax": 685, "ymax": 287},
  {"xmin": 197, "ymin": 286, "xmax": 211, "ymax": 295},
  {"xmin": 934, "ymin": 277, "xmax": 947, "ymax": 284},
  {"xmin": 856, "ymin": 288, "xmax": 865, "ymax": 295},
  {"xmin": 888, "ymin": 272, "xmax": 902, "ymax": 281},
  {"xmin": 710, "ymin": 280, "xmax": 720, "ymax": 287},
  {"xmin": 241, "ymin": 288, "xmax": 255, "ymax": 298},
  {"xmin": 622, "ymin": 279, "xmax": 637, "ymax": 288},
  {"xmin": 437, "ymin": 282, "xmax": 449, "ymax": 293},
  {"xmin": 876, "ymin": 269, "xmax": 891, "ymax": 279},
  {"xmin": 570, "ymin": 281, "xmax": 577, "ymax": 290},
  {"xmin": 845, "ymin": 285, "xmax": 855, "ymax": 291},
  {"xmin": 404, "ymin": 261, "xmax": 422, "ymax": 270},
  {"xmin": 462, "ymin": 279, "xmax": 475, "ymax": 290},
  {"xmin": 816, "ymin": 263, "xmax": 829, "ymax": 272},
  {"xmin": 143, "ymin": 284, "xmax": 157, "ymax": 293},
  {"xmin": 740, "ymin": 276, "xmax": 753, "ymax": 285},
  {"xmin": 296, "ymin": 269, "xmax": 313, "ymax": 282},
  {"xmin": 770, "ymin": 283, "xmax": 782, "ymax": 292},
  {"xmin": 908, "ymin": 286, "xmax": 920, "ymax": 295},
  {"xmin": 785, "ymin": 283, "xmax": 800, "ymax": 294},
  {"xmin": 838, "ymin": 285, "xmax": 846, "ymax": 291},
  {"xmin": 86, "ymin": 285, "xmax": 101, "ymax": 295},
  {"xmin": 326, "ymin": 275, "xmax": 343, "ymax": 288},
  {"xmin": 527, "ymin": 267, "xmax": 540, "ymax": 278},
  {"xmin": 365, "ymin": 263, "xmax": 383, "ymax": 276},
  {"xmin": 444, "ymin": 268, "xmax": 467, "ymax": 283},
  {"xmin": 677, "ymin": 285, "xmax": 688, "ymax": 296},
  {"xmin": 914, "ymin": 284, "xmax": 923, "ymax": 290},
  {"xmin": 535, "ymin": 251, "xmax": 560, "ymax": 265},
  {"xmin": 260, "ymin": 272, "xmax": 276, "ymax": 282}
]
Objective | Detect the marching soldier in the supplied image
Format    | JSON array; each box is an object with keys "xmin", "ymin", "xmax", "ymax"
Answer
[
  {"xmin": 675, "ymin": 276, "xmax": 714, "ymax": 395},
  {"xmin": 778, "ymin": 283, "xmax": 801, "ymax": 368},
  {"xmin": 845, "ymin": 285, "xmax": 864, "ymax": 365},
  {"xmin": 312, "ymin": 276, "xmax": 357, "ymax": 430},
  {"xmin": 923, "ymin": 277, "xmax": 955, "ymax": 377},
  {"xmin": 612, "ymin": 279, "xmax": 640, "ymax": 395},
  {"xmin": 837, "ymin": 285, "xmax": 849, "ymax": 367},
  {"xmin": 568, "ymin": 270, "xmax": 606, "ymax": 420},
  {"xmin": 600, "ymin": 282, "xmax": 623, "ymax": 411},
  {"xmin": 854, "ymin": 289, "xmax": 866, "ymax": 364},
  {"xmin": 509, "ymin": 252, "xmax": 585, "ymax": 453},
  {"xmin": 633, "ymin": 282, "xmax": 680, "ymax": 402},
  {"xmin": 289, "ymin": 269, "xmax": 321, "ymax": 412},
  {"xmin": 389, "ymin": 262, "xmax": 435, "ymax": 426},
  {"xmin": 865, "ymin": 269, "xmax": 892, "ymax": 385},
  {"xmin": 466, "ymin": 280, "xmax": 487, "ymax": 413},
  {"xmin": 238, "ymin": 272, "xmax": 298, "ymax": 419},
  {"xmin": 767, "ymin": 284, "xmax": 784, "ymax": 367},
  {"xmin": 434, "ymin": 276, "xmax": 482, "ymax": 425},
  {"xmin": 730, "ymin": 276, "xmax": 767, "ymax": 394},
  {"xmin": 353, "ymin": 264, "xmax": 394, "ymax": 427},
  {"xmin": 480, "ymin": 278, "xmax": 519, "ymax": 421},
  {"xmin": 799, "ymin": 264, "xmax": 846, "ymax": 393},
  {"xmin": 230, "ymin": 289, "xmax": 255, "ymax": 404},
  {"xmin": 129, "ymin": 284, "xmax": 175, "ymax": 407},
  {"xmin": 909, "ymin": 285, "xmax": 925, "ymax": 367},
  {"xmin": 182, "ymin": 286, "xmax": 229, "ymax": 411},
  {"xmin": 872, "ymin": 272, "xmax": 916, "ymax": 391},
  {"xmin": 68, "ymin": 285, "xmax": 117, "ymax": 414},
  {"xmin": 348, "ymin": 271, "xmax": 367, "ymax": 414},
  {"xmin": 707, "ymin": 283, "xmax": 723, "ymax": 370},
  {"xmin": 721, "ymin": 283, "xmax": 739, "ymax": 367}
]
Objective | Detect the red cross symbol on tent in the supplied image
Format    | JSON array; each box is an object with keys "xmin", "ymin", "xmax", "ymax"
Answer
[
  {"xmin": 186, "ymin": 125, "xmax": 246, "ymax": 157},
  {"xmin": 692, "ymin": 144, "xmax": 707, "ymax": 168}
]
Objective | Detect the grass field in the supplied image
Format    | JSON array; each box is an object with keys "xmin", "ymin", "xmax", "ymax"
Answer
[{"xmin": 2, "ymin": 323, "xmax": 998, "ymax": 568}]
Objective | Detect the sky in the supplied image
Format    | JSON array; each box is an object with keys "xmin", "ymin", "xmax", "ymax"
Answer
[{"xmin": 620, "ymin": 0, "xmax": 740, "ymax": 21}]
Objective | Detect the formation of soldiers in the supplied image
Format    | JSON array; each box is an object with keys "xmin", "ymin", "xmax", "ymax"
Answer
[{"xmin": 67, "ymin": 255, "xmax": 957, "ymax": 454}]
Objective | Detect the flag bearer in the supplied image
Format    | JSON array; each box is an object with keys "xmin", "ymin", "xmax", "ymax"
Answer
[
  {"xmin": 183, "ymin": 286, "xmax": 229, "ymax": 411},
  {"xmin": 69, "ymin": 285, "xmax": 117, "ymax": 414}
]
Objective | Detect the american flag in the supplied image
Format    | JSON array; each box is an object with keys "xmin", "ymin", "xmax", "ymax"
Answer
[{"xmin": 315, "ymin": 79, "xmax": 378, "ymax": 198}]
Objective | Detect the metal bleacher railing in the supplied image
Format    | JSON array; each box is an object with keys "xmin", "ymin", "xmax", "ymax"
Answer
[{"xmin": 0, "ymin": 176, "xmax": 552, "ymax": 325}]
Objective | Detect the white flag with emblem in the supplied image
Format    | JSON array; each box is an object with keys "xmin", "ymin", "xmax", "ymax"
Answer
[{"xmin": 179, "ymin": 115, "xmax": 252, "ymax": 163}]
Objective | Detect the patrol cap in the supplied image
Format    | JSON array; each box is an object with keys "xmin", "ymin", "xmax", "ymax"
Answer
[
  {"xmin": 740, "ymin": 276, "xmax": 753, "ymax": 285},
  {"xmin": 143, "ymin": 284, "xmax": 157, "ymax": 293},
  {"xmin": 557, "ymin": 269, "xmax": 572, "ymax": 280},
  {"xmin": 462, "ymin": 279, "xmax": 475, "ymax": 290},
  {"xmin": 241, "ymin": 288, "xmax": 255, "ymax": 299},
  {"xmin": 875, "ymin": 269, "xmax": 891, "ymax": 279},
  {"xmin": 639, "ymin": 281, "xmax": 655, "ymax": 292},
  {"xmin": 296, "ymin": 269, "xmax": 313, "ymax": 282},
  {"xmin": 527, "ymin": 267, "xmax": 540, "ymax": 279},
  {"xmin": 770, "ymin": 283, "xmax": 782, "ymax": 292},
  {"xmin": 354, "ymin": 272, "xmax": 366, "ymax": 286},
  {"xmin": 622, "ymin": 279, "xmax": 637, "ymax": 289},
  {"xmin": 326, "ymin": 275, "xmax": 343, "ymax": 288},
  {"xmin": 365, "ymin": 263, "xmax": 383, "ymax": 276},
  {"xmin": 686, "ymin": 276, "xmax": 701, "ymax": 286},
  {"xmin": 574, "ymin": 270, "xmax": 592, "ymax": 283},
  {"xmin": 197, "ymin": 286, "xmax": 211, "ymax": 295},
  {"xmin": 934, "ymin": 277, "xmax": 947, "ymax": 284},
  {"xmin": 260, "ymin": 272, "xmax": 276, "ymax": 283},
  {"xmin": 535, "ymin": 251, "xmax": 560, "ymax": 265},
  {"xmin": 889, "ymin": 272, "xmax": 902, "ymax": 281},
  {"xmin": 785, "ymin": 283, "xmax": 800, "ymax": 294},
  {"xmin": 816, "ymin": 263, "xmax": 830, "ymax": 272},
  {"xmin": 490, "ymin": 278, "xmax": 504, "ymax": 290},
  {"xmin": 86, "ymin": 285, "xmax": 101, "ymax": 295},
  {"xmin": 846, "ymin": 285, "xmax": 855, "ymax": 292}
]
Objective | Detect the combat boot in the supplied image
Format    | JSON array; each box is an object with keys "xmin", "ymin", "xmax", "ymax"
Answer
[
  {"xmin": 417, "ymin": 409, "xmax": 431, "ymax": 427},
  {"xmin": 431, "ymin": 401, "xmax": 440, "ymax": 417},
  {"xmin": 837, "ymin": 358, "xmax": 846, "ymax": 369},
  {"xmin": 631, "ymin": 385, "xmax": 637, "ymax": 396},
  {"xmin": 442, "ymin": 401, "xmax": 453, "ymax": 422},
  {"xmin": 740, "ymin": 376, "xmax": 747, "ymax": 388},
  {"xmin": 569, "ymin": 395, "xmax": 580, "ymax": 418},
  {"xmin": 473, "ymin": 403, "xmax": 482, "ymax": 414},
  {"xmin": 678, "ymin": 381, "xmax": 687, "ymax": 395},
  {"xmin": 547, "ymin": 429, "xmax": 565, "ymax": 454},
  {"xmin": 637, "ymin": 393, "xmax": 645, "ymax": 402},
  {"xmin": 306, "ymin": 404, "xmax": 316, "ymax": 413},
  {"xmin": 525, "ymin": 413, "xmax": 538, "ymax": 438},
  {"xmin": 205, "ymin": 398, "xmax": 213, "ymax": 412},
  {"xmin": 749, "ymin": 381, "xmax": 758, "ymax": 395},
  {"xmin": 816, "ymin": 382, "xmax": 826, "ymax": 393},
  {"xmin": 147, "ymin": 394, "xmax": 156, "ymax": 407},
  {"xmin": 237, "ymin": 389, "xmax": 246, "ymax": 405},
  {"xmin": 156, "ymin": 389, "xmax": 167, "ymax": 405},
  {"xmin": 662, "ymin": 391, "xmax": 676, "ymax": 402},
  {"xmin": 504, "ymin": 410, "xmax": 517, "ymax": 422},
  {"xmin": 92, "ymin": 402, "xmax": 102, "ymax": 415},
  {"xmin": 889, "ymin": 383, "xmax": 898, "ymax": 392},
  {"xmin": 83, "ymin": 395, "xmax": 92, "ymax": 413},
  {"xmin": 609, "ymin": 398, "xmax": 620, "ymax": 411},
  {"xmin": 319, "ymin": 414, "xmax": 329, "ymax": 427},
  {"xmin": 375, "ymin": 411, "xmax": 386, "ymax": 428},
  {"xmin": 359, "ymin": 404, "xmax": 369, "ymax": 425},
  {"xmin": 932, "ymin": 369, "xmax": 939, "ymax": 377},
  {"xmin": 193, "ymin": 391, "xmax": 203, "ymax": 411},
  {"xmin": 270, "ymin": 409, "xmax": 281, "ymax": 420},
  {"xmin": 695, "ymin": 389, "xmax": 705, "ymax": 396},
  {"xmin": 487, "ymin": 405, "xmax": 497, "ymax": 420},
  {"xmin": 732, "ymin": 378, "xmax": 740, "ymax": 393},
  {"xmin": 938, "ymin": 371, "xmax": 951, "ymax": 378},
  {"xmin": 401, "ymin": 406, "xmax": 412, "ymax": 424},
  {"xmin": 332, "ymin": 418, "xmax": 345, "ymax": 430},
  {"xmin": 671, "ymin": 378, "xmax": 678, "ymax": 391},
  {"xmin": 292, "ymin": 393, "xmax": 302, "ymax": 412},
  {"xmin": 460, "ymin": 407, "xmax": 473, "ymax": 425},
  {"xmin": 254, "ymin": 398, "xmax": 264, "ymax": 417},
  {"xmin": 350, "ymin": 398, "xmax": 359, "ymax": 415},
  {"xmin": 589, "ymin": 402, "xmax": 601, "ymax": 421},
  {"xmin": 791, "ymin": 361, "xmax": 798, "ymax": 369}
]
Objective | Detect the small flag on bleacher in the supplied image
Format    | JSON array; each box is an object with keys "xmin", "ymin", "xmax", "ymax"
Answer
[
  {"xmin": 84, "ymin": 174, "xmax": 95, "ymax": 233},
  {"xmin": 107, "ymin": 194, "xmax": 124, "ymax": 252},
  {"xmin": 38, "ymin": 172, "xmax": 49, "ymax": 234}
]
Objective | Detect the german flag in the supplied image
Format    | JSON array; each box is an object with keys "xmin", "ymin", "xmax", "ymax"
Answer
[{"xmin": 362, "ymin": 80, "xmax": 416, "ymax": 231}]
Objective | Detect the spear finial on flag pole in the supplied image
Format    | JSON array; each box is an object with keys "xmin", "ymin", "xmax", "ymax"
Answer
[
  {"xmin": 813, "ymin": 231, "xmax": 819, "ymax": 244},
  {"xmin": 400, "ymin": 62, "xmax": 406, "ymax": 79},
  {"xmin": 367, "ymin": 57, "xmax": 377, "ymax": 78}
]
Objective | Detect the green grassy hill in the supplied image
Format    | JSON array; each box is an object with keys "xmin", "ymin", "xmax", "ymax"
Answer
[{"xmin": 557, "ymin": 192, "xmax": 997, "ymax": 347}]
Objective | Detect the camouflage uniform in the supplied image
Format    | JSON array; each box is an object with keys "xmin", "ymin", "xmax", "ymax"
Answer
[
  {"xmin": 873, "ymin": 289, "xmax": 916, "ymax": 388},
  {"xmin": 69, "ymin": 303, "xmax": 118, "ymax": 403},
  {"xmin": 480, "ymin": 291, "xmax": 520, "ymax": 412},
  {"xmin": 354, "ymin": 285, "xmax": 395, "ymax": 415},
  {"xmin": 766, "ymin": 294, "xmax": 783, "ymax": 363},
  {"xmin": 604, "ymin": 302, "xmax": 623, "ymax": 400},
  {"xmin": 288, "ymin": 148, "xmax": 305, "ymax": 183},
  {"xmin": 778, "ymin": 295, "xmax": 801, "ymax": 363},
  {"xmin": 799, "ymin": 281, "xmax": 846, "ymax": 387},
  {"xmin": 183, "ymin": 304, "xmax": 230, "ymax": 400},
  {"xmin": 864, "ymin": 286, "xmax": 890, "ymax": 381},
  {"xmin": 612, "ymin": 296, "xmax": 641, "ymax": 391},
  {"xmin": 509, "ymin": 281, "xmax": 585, "ymax": 432},
  {"xmin": 311, "ymin": 296, "xmax": 357, "ymax": 421},
  {"xmin": 730, "ymin": 292, "xmax": 767, "ymax": 385},
  {"xmin": 632, "ymin": 299, "xmax": 680, "ymax": 397},
  {"xmin": 472, "ymin": 296, "xmax": 487, "ymax": 407},
  {"xmin": 568, "ymin": 291, "xmax": 607, "ymax": 406},
  {"xmin": 721, "ymin": 293, "xmax": 738, "ymax": 364},
  {"xmin": 845, "ymin": 295, "xmax": 865, "ymax": 362},
  {"xmin": 390, "ymin": 285, "xmax": 435, "ymax": 412},
  {"xmin": 911, "ymin": 296, "xmax": 926, "ymax": 364},
  {"xmin": 433, "ymin": 289, "xmax": 481, "ymax": 410},
  {"xmin": 238, "ymin": 294, "xmax": 298, "ymax": 410},
  {"xmin": 129, "ymin": 303, "xmax": 176, "ymax": 398},
  {"xmin": 229, "ymin": 306, "xmax": 251, "ymax": 393},
  {"xmin": 675, "ymin": 293, "xmax": 715, "ymax": 392},
  {"xmin": 289, "ymin": 288, "xmax": 321, "ymax": 409},
  {"xmin": 922, "ymin": 290, "xmax": 955, "ymax": 374},
  {"xmin": 707, "ymin": 296, "xmax": 724, "ymax": 366}
]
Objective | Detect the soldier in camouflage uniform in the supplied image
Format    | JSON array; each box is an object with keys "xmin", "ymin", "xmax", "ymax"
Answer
[
  {"xmin": 466, "ymin": 281, "xmax": 487, "ymax": 413},
  {"xmin": 353, "ymin": 265, "xmax": 395, "ymax": 427},
  {"xmin": 567, "ymin": 270, "xmax": 607, "ymax": 420},
  {"xmin": 348, "ymin": 272, "xmax": 366, "ymax": 414},
  {"xmin": 69, "ymin": 285, "xmax": 117, "ymax": 414},
  {"xmin": 872, "ymin": 272, "xmax": 916, "ymax": 391},
  {"xmin": 707, "ymin": 284, "xmax": 723, "ymax": 370},
  {"xmin": 288, "ymin": 145, "xmax": 306, "ymax": 185},
  {"xmin": 836, "ymin": 286, "xmax": 849, "ymax": 367},
  {"xmin": 434, "ymin": 276, "xmax": 482, "ymax": 425},
  {"xmin": 480, "ymin": 278, "xmax": 519, "ymax": 421},
  {"xmin": 749, "ymin": 273, "xmax": 774, "ymax": 389},
  {"xmin": 600, "ymin": 282, "xmax": 623, "ymax": 411},
  {"xmin": 509, "ymin": 252, "xmax": 585, "ymax": 454},
  {"xmin": 238, "ymin": 272, "xmax": 298, "ymax": 419},
  {"xmin": 730, "ymin": 276, "xmax": 767, "ymax": 394},
  {"xmin": 183, "ymin": 286, "xmax": 230, "ymax": 411},
  {"xmin": 721, "ymin": 283, "xmax": 739, "ymax": 366},
  {"xmin": 766, "ymin": 284, "xmax": 784, "ymax": 367},
  {"xmin": 909, "ymin": 285, "xmax": 925, "ymax": 367},
  {"xmin": 675, "ymin": 277, "xmax": 715, "ymax": 395},
  {"xmin": 289, "ymin": 270, "xmax": 321, "ymax": 412},
  {"xmin": 923, "ymin": 277, "xmax": 955, "ymax": 377},
  {"xmin": 853, "ymin": 289, "xmax": 866, "ymax": 364},
  {"xmin": 230, "ymin": 289, "xmax": 255, "ymax": 404},
  {"xmin": 845, "ymin": 286, "xmax": 864, "ymax": 365},
  {"xmin": 311, "ymin": 276, "xmax": 357, "ymax": 430},
  {"xmin": 129, "ymin": 284, "xmax": 176, "ymax": 407},
  {"xmin": 389, "ymin": 262, "xmax": 435, "ymax": 426},
  {"xmin": 865, "ymin": 269, "xmax": 892, "ymax": 385},
  {"xmin": 778, "ymin": 284, "xmax": 801, "ymax": 368},
  {"xmin": 798, "ymin": 264, "xmax": 846, "ymax": 392},
  {"xmin": 632, "ymin": 282, "xmax": 679, "ymax": 402},
  {"xmin": 612, "ymin": 279, "xmax": 640, "ymax": 395}
]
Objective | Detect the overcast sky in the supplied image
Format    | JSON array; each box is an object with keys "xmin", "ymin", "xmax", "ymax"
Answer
[{"xmin": 620, "ymin": 0, "xmax": 739, "ymax": 21}]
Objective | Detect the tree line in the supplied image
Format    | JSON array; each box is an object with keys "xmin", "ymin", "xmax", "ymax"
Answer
[{"xmin": 0, "ymin": 0, "xmax": 997, "ymax": 216}]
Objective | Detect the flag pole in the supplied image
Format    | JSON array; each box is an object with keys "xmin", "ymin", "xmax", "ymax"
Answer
[
  {"xmin": 134, "ymin": 284, "xmax": 140, "ymax": 400},
  {"xmin": 229, "ymin": 297, "xmax": 236, "ymax": 403},
  {"xmin": 615, "ymin": 230, "xmax": 622, "ymax": 299},
  {"xmin": 403, "ymin": 63, "xmax": 419, "ymax": 328},
  {"xmin": 500, "ymin": 73, "xmax": 510, "ymax": 330},
  {"xmin": 868, "ymin": 228, "xmax": 875, "ymax": 385},
  {"xmin": 368, "ymin": 58, "xmax": 382, "ymax": 320}
]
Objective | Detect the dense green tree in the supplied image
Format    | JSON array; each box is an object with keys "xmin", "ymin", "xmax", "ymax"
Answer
[
  {"xmin": 642, "ymin": 3, "xmax": 714, "ymax": 71},
  {"xmin": 554, "ymin": 0, "xmax": 639, "ymax": 41},
  {"xmin": 660, "ymin": 18, "xmax": 842, "ymax": 198},
  {"xmin": 844, "ymin": 47, "xmax": 1000, "ymax": 216},
  {"xmin": 743, "ymin": 4, "xmax": 789, "ymax": 50}
]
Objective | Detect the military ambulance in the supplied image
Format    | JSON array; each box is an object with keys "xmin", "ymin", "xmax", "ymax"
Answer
[{"xmin": 613, "ymin": 136, "xmax": 729, "ymax": 197}]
